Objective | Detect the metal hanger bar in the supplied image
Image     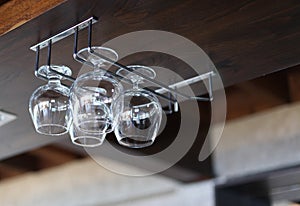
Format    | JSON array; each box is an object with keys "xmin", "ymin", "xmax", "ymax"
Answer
[
  {"xmin": 155, "ymin": 71, "xmax": 214, "ymax": 94},
  {"xmin": 34, "ymin": 45, "xmax": 48, "ymax": 81},
  {"xmin": 30, "ymin": 17, "xmax": 98, "ymax": 51},
  {"xmin": 88, "ymin": 18, "xmax": 93, "ymax": 48},
  {"xmin": 156, "ymin": 71, "xmax": 214, "ymax": 101},
  {"xmin": 49, "ymin": 68, "xmax": 76, "ymax": 82},
  {"xmin": 71, "ymin": 22, "xmax": 177, "ymax": 103},
  {"xmin": 73, "ymin": 52, "xmax": 177, "ymax": 103},
  {"xmin": 34, "ymin": 40, "xmax": 76, "ymax": 82},
  {"xmin": 207, "ymin": 72, "xmax": 213, "ymax": 101},
  {"xmin": 34, "ymin": 46, "xmax": 40, "ymax": 72},
  {"xmin": 31, "ymin": 16, "xmax": 214, "ymax": 103},
  {"xmin": 89, "ymin": 49, "xmax": 212, "ymax": 101},
  {"xmin": 47, "ymin": 40, "xmax": 52, "ymax": 66}
]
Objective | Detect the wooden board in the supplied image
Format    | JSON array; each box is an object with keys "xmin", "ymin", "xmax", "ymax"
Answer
[
  {"xmin": 0, "ymin": 0, "xmax": 300, "ymax": 172},
  {"xmin": 0, "ymin": 0, "xmax": 65, "ymax": 35}
]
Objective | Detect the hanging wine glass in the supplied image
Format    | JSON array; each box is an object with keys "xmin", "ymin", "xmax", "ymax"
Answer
[
  {"xmin": 29, "ymin": 65, "xmax": 72, "ymax": 136},
  {"xmin": 113, "ymin": 65, "xmax": 162, "ymax": 148},
  {"xmin": 70, "ymin": 71, "xmax": 123, "ymax": 133},
  {"xmin": 69, "ymin": 46, "xmax": 123, "ymax": 147}
]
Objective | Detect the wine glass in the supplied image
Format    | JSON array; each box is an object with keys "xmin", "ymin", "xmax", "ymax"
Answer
[
  {"xmin": 70, "ymin": 71, "xmax": 123, "ymax": 133},
  {"xmin": 29, "ymin": 65, "xmax": 72, "ymax": 136},
  {"xmin": 113, "ymin": 65, "xmax": 162, "ymax": 148},
  {"xmin": 69, "ymin": 46, "xmax": 123, "ymax": 147}
]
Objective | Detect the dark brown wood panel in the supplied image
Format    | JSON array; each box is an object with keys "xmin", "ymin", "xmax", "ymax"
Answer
[
  {"xmin": 226, "ymin": 71, "xmax": 290, "ymax": 120},
  {"xmin": 0, "ymin": 145, "xmax": 85, "ymax": 180},
  {"xmin": 288, "ymin": 66, "xmax": 300, "ymax": 102},
  {"xmin": 0, "ymin": 0, "xmax": 300, "ymax": 172},
  {"xmin": 2, "ymin": 0, "xmax": 300, "ymax": 86}
]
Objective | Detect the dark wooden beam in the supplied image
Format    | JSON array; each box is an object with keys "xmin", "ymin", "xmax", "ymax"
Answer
[
  {"xmin": 226, "ymin": 71, "xmax": 290, "ymax": 120},
  {"xmin": 27, "ymin": 146, "xmax": 84, "ymax": 169},
  {"xmin": 0, "ymin": 163, "xmax": 26, "ymax": 179},
  {"xmin": 0, "ymin": 145, "xmax": 84, "ymax": 178},
  {"xmin": 288, "ymin": 66, "xmax": 300, "ymax": 102}
]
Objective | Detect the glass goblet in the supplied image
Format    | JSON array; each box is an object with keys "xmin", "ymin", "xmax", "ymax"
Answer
[
  {"xmin": 70, "ymin": 47, "xmax": 123, "ymax": 137},
  {"xmin": 29, "ymin": 65, "xmax": 72, "ymax": 136},
  {"xmin": 71, "ymin": 70, "xmax": 123, "ymax": 132},
  {"xmin": 113, "ymin": 65, "xmax": 162, "ymax": 148}
]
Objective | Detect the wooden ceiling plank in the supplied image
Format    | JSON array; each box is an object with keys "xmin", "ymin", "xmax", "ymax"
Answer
[
  {"xmin": 226, "ymin": 70, "xmax": 291, "ymax": 120},
  {"xmin": 0, "ymin": 163, "xmax": 26, "ymax": 178},
  {"xmin": 288, "ymin": 66, "xmax": 300, "ymax": 102},
  {"xmin": 0, "ymin": 0, "xmax": 65, "ymax": 36},
  {"xmin": 27, "ymin": 146, "xmax": 83, "ymax": 168}
]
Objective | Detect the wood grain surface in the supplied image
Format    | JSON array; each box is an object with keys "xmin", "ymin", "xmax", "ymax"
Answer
[{"xmin": 0, "ymin": 0, "xmax": 65, "ymax": 35}]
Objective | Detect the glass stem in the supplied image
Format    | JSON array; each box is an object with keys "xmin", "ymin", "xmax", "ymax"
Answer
[
  {"xmin": 94, "ymin": 67, "xmax": 105, "ymax": 75},
  {"xmin": 133, "ymin": 81, "xmax": 139, "ymax": 90},
  {"xmin": 48, "ymin": 78, "xmax": 61, "ymax": 86}
]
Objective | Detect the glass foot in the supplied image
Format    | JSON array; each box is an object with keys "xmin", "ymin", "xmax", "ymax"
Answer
[
  {"xmin": 37, "ymin": 65, "xmax": 72, "ymax": 80},
  {"xmin": 116, "ymin": 65, "xmax": 156, "ymax": 82},
  {"xmin": 76, "ymin": 46, "xmax": 118, "ymax": 69}
]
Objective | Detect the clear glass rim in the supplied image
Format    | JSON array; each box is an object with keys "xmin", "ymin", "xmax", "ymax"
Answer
[
  {"xmin": 116, "ymin": 65, "xmax": 156, "ymax": 83},
  {"xmin": 35, "ymin": 124, "xmax": 69, "ymax": 136},
  {"xmin": 74, "ymin": 119, "xmax": 114, "ymax": 134},
  {"xmin": 71, "ymin": 136, "xmax": 104, "ymax": 147},
  {"xmin": 117, "ymin": 136, "xmax": 155, "ymax": 148}
]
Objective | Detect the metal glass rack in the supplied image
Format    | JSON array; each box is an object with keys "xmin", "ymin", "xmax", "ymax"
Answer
[{"xmin": 30, "ymin": 17, "xmax": 214, "ymax": 105}]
